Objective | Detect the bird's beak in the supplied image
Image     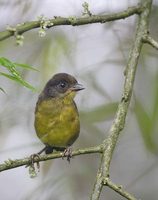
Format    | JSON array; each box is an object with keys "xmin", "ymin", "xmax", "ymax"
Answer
[{"xmin": 70, "ymin": 83, "xmax": 85, "ymax": 91}]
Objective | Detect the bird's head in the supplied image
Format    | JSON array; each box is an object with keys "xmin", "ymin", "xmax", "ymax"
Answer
[{"xmin": 43, "ymin": 73, "xmax": 84, "ymax": 99}]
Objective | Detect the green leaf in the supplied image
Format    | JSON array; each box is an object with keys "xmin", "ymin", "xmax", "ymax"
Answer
[
  {"xmin": 0, "ymin": 72, "xmax": 36, "ymax": 91},
  {"xmin": 0, "ymin": 72, "xmax": 20, "ymax": 81},
  {"xmin": 18, "ymin": 79, "xmax": 37, "ymax": 91},
  {"xmin": 134, "ymin": 99, "xmax": 156, "ymax": 152},
  {"xmin": 0, "ymin": 57, "xmax": 37, "ymax": 91},
  {"xmin": 0, "ymin": 57, "xmax": 38, "ymax": 72},
  {"xmin": 0, "ymin": 57, "xmax": 13, "ymax": 68},
  {"xmin": 81, "ymin": 102, "xmax": 118, "ymax": 123},
  {"xmin": 0, "ymin": 57, "xmax": 21, "ymax": 78},
  {"xmin": 14, "ymin": 63, "xmax": 39, "ymax": 71}
]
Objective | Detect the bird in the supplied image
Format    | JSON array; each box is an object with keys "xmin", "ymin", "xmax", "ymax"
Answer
[{"xmin": 34, "ymin": 73, "xmax": 84, "ymax": 161}]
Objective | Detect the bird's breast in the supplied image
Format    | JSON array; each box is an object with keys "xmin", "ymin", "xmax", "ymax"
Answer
[{"xmin": 34, "ymin": 97, "xmax": 80, "ymax": 147}]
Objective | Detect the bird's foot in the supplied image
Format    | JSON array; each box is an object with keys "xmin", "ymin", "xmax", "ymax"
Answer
[
  {"xmin": 25, "ymin": 153, "xmax": 41, "ymax": 178},
  {"xmin": 26, "ymin": 146, "xmax": 48, "ymax": 177},
  {"xmin": 62, "ymin": 147, "xmax": 72, "ymax": 163},
  {"xmin": 30, "ymin": 153, "xmax": 40, "ymax": 170},
  {"xmin": 26, "ymin": 146, "xmax": 47, "ymax": 169}
]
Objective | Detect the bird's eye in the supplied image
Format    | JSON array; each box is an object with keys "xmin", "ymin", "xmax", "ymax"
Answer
[{"xmin": 59, "ymin": 81, "xmax": 67, "ymax": 88}]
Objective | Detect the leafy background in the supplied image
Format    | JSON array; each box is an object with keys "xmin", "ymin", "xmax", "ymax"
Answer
[{"xmin": 0, "ymin": 0, "xmax": 158, "ymax": 199}]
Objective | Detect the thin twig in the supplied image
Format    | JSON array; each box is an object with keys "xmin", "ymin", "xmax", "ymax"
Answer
[
  {"xmin": 143, "ymin": 35, "xmax": 158, "ymax": 50},
  {"xmin": 105, "ymin": 179, "xmax": 137, "ymax": 200}
]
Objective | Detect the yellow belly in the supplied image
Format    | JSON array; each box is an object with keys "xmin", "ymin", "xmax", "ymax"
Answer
[{"xmin": 34, "ymin": 97, "xmax": 80, "ymax": 148}]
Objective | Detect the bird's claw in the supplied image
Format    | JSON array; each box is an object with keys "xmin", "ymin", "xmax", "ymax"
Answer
[
  {"xmin": 62, "ymin": 147, "xmax": 72, "ymax": 163},
  {"xmin": 26, "ymin": 153, "xmax": 40, "ymax": 172}
]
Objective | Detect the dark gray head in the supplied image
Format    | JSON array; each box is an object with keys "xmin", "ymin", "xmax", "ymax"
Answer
[{"xmin": 42, "ymin": 73, "xmax": 84, "ymax": 98}]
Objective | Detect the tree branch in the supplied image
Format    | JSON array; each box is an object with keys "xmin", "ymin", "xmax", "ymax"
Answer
[
  {"xmin": 105, "ymin": 179, "xmax": 137, "ymax": 200},
  {"xmin": 91, "ymin": 0, "xmax": 152, "ymax": 199},
  {"xmin": 0, "ymin": 145, "xmax": 102, "ymax": 172},
  {"xmin": 0, "ymin": 5, "xmax": 142, "ymax": 41},
  {"xmin": 143, "ymin": 35, "xmax": 158, "ymax": 50}
]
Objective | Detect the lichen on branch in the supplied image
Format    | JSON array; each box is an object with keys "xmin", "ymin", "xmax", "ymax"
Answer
[{"xmin": 0, "ymin": 5, "xmax": 141, "ymax": 41}]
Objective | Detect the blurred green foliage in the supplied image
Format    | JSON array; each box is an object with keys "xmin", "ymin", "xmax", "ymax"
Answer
[
  {"xmin": 0, "ymin": 57, "xmax": 37, "ymax": 92},
  {"xmin": 40, "ymin": 33, "xmax": 72, "ymax": 83},
  {"xmin": 81, "ymin": 102, "xmax": 118, "ymax": 123},
  {"xmin": 135, "ymin": 72, "xmax": 158, "ymax": 153},
  {"xmin": 135, "ymin": 99, "xmax": 155, "ymax": 151}
]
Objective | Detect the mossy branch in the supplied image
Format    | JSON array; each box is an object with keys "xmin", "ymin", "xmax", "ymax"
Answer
[
  {"xmin": 105, "ymin": 179, "xmax": 137, "ymax": 200},
  {"xmin": 0, "ymin": 146, "xmax": 102, "ymax": 172},
  {"xmin": 143, "ymin": 35, "xmax": 158, "ymax": 50},
  {"xmin": 90, "ymin": 0, "xmax": 152, "ymax": 199},
  {"xmin": 0, "ymin": 5, "xmax": 142, "ymax": 41}
]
